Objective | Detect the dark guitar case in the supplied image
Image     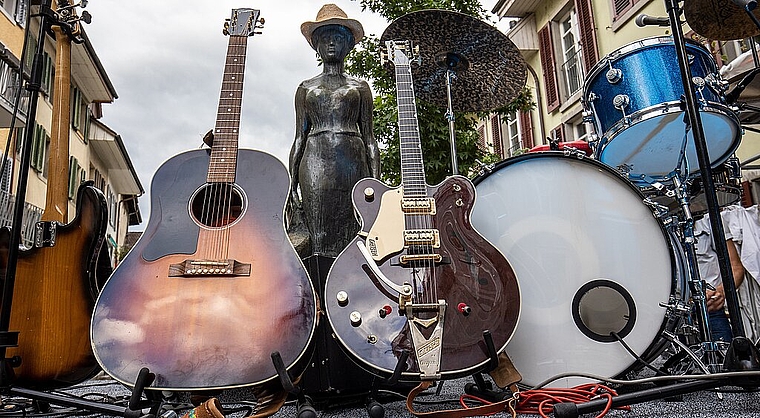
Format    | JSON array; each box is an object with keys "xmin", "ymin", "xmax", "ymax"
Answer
[{"xmin": 300, "ymin": 255, "xmax": 414, "ymax": 408}]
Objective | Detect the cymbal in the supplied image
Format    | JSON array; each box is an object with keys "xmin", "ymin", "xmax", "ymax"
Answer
[
  {"xmin": 684, "ymin": 0, "xmax": 760, "ymax": 41},
  {"xmin": 380, "ymin": 9, "xmax": 527, "ymax": 112}
]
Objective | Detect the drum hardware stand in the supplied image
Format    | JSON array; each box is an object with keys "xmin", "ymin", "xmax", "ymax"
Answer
[
  {"xmin": 558, "ymin": 2, "xmax": 760, "ymax": 415},
  {"xmin": 664, "ymin": 0, "xmax": 760, "ymax": 371}
]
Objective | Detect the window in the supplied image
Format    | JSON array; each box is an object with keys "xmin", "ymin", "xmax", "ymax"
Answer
[
  {"xmin": 93, "ymin": 168, "xmax": 105, "ymax": 192},
  {"xmin": 106, "ymin": 185, "xmax": 117, "ymax": 228},
  {"xmin": 572, "ymin": 119, "xmax": 589, "ymax": 142},
  {"xmin": 539, "ymin": 0, "xmax": 598, "ymax": 112},
  {"xmin": 505, "ymin": 112, "xmax": 522, "ymax": 157},
  {"xmin": 559, "ymin": 10, "xmax": 582, "ymax": 98},
  {"xmin": 0, "ymin": 0, "xmax": 27, "ymax": 25}
]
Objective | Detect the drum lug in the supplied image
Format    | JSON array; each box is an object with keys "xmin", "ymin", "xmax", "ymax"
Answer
[
  {"xmin": 692, "ymin": 76, "xmax": 708, "ymax": 103},
  {"xmin": 613, "ymin": 94, "xmax": 630, "ymax": 124},
  {"xmin": 605, "ymin": 67, "xmax": 623, "ymax": 84},
  {"xmin": 613, "ymin": 94, "xmax": 629, "ymax": 110}
]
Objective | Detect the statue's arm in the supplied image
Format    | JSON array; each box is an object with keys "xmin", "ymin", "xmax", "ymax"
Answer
[
  {"xmin": 358, "ymin": 80, "xmax": 380, "ymax": 179},
  {"xmin": 289, "ymin": 85, "xmax": 309, "ymax": 207}
]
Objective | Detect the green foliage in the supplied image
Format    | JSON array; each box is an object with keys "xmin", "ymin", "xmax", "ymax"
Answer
[
  {"xmin": 345, "ymin": 0, "xmax": 510, "ymax": 184},
  {"xmin": 356, "ymin": 0, "xmax": 489, "ymax": 20}
]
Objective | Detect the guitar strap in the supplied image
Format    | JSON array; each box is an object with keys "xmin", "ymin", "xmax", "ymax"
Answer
[{"xmin": 405, "ymin": 352, "xmax": 522, "ymax": 418}]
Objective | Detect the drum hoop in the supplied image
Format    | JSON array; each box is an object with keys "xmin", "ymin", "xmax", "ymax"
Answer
[
  {"xmin": 597, "ymin": 101, "xmax": 741, "ymax": 157},
  {"xmin": 583, "ymin": 36, "xmax": 714, "ymax": 101}
]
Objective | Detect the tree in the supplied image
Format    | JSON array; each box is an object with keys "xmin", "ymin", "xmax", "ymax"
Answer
[{"xmin": 346, "ymin": 0, "xmax": 533, "ymax": 185}]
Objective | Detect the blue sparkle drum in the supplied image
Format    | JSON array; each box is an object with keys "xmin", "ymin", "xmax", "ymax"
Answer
[{"xmin": 584, "ymin": 36, "xmax": 740, "ymax": 184}]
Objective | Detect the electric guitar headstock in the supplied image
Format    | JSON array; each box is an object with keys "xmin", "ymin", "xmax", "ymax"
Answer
[
  {"xmin": 381, "ymin": 40, "xmax": 420, "ymax": 67},
  {"xmin": 223, "ymin": 8, "xmax": 264, "ymax": 37},
  {"xmin": 54, "ymin": 0, "xmax": 91, "ymax": 43}
]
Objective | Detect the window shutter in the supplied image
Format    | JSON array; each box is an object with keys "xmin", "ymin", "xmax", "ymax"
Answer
[
  {"xmin": 519, "ymin": 111, "xmax": 534, "ymax": 149},
  {"xmin": 575, "ymin": 0, "xmax": 599, "ymax": 74},
  {"xmin": 612, "ymin": 0, "xmax": 633, "ymax": 21},
  {"xmin": 478, "ymin": 125, "xmax": 486, "ymax": 151},
  {"xmin": 71, "ymin": 88, "xmax": 81, "ymax": 130},
  {"xmin": 538, "ymin": 24, "xmax": 560, "ymax": 112},
  {"xmin": 490, "ymin": 115, "xmax": 503, "ymax": 158}
]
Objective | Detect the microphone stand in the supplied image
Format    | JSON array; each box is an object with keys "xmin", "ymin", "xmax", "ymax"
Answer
[{"xmin": 662, "ymin": 0, "xmax": 752, "ymax": 353}]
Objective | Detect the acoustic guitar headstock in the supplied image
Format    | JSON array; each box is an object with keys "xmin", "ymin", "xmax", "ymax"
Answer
[{"xmin": 223, "ymin": 8, "xmax": 264, "ymax": 38}]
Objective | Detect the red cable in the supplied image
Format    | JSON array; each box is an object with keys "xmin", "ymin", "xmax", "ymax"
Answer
[
  {"xmin": 515, "ymin": 384, "xmax": 629, "ymax": 418},
  {"xmin": 457, "ymin": 383, "xmax": 629, "ymax": 417}
]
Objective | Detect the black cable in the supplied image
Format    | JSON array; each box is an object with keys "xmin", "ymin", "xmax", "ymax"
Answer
[{"xmin": 611, "ymin": 331, "xmax": 670, "ymax": 377}]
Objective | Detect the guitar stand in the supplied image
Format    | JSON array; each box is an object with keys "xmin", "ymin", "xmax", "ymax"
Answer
[
  {"xmin": 271, "ymin": 351, "xmax": 316, "ymax": 418},
  {"xmin": 463, "ymin": 331, "xmax": 512, "ymax": 402},
  {"xmin": 6, "ymin": 367, "xmax": 162, "ymax": 418}
]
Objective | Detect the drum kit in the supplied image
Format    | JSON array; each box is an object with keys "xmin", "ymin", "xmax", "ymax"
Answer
[{"xmin": 379, "ymin": 0, "xmax": 760, "ymax": 391}]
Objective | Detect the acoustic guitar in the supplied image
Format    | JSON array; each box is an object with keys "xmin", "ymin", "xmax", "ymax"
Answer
[
  {"xmin": 0, "ymin": 1, "xmax": 109, "ymax": 389},
  {"xmin": 323, "ymin": 41, "xmax": 520, "ymax": 381},
  {"xmin": 90, "ymin": 9, "xmax": 317, "ymax": 391}
]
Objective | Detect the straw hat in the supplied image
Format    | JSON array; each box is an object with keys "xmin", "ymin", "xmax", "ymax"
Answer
[{"xmin": 301, "ymin": 4, "xmax": 364, "ymax": 49}]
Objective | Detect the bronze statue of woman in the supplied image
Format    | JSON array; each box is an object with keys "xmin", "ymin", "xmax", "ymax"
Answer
[{"xmin": 290, "ymin": 4, "xmax": 380, "ymax": 257}]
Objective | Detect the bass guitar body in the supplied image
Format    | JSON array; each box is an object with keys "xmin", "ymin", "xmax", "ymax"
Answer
[
  {"xmin": 91, "ymin": 149, "xmax": 317, "ymax": 391},
  {"xmin": 324, "ymin": 176, "xmax": 520, "ymax": 380},
  {"xmin": 0, "ymin": 183, "xmax": 108, "ymax": 389}
]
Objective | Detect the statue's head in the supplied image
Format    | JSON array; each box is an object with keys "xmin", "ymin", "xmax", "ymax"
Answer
[
  {"xmin": 301, "ymin": 3, "xmax": 364, "ymax": 51},
  {"xmin": 312, "ymin": 25, "xmax": 354, "ymax": 62}
]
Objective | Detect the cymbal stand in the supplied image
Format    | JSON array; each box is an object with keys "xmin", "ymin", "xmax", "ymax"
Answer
[
  {"xmin": 437, "ymin": 53, "xmax": 468, "ymax": 176},
  {"xmin": 445, "ymin": 70, "xmax": 458, "ymax": 175}
]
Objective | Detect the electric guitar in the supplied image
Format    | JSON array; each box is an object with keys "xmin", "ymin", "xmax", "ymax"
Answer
[
  {"xmin": 90, "ymin": 9, "xmax": 317, "ymax": 391},
  {"xmin": 0, "ymin": 1, "xmax": 109, "ymax": 389},
  {"xmin": 323, "ymin": 41, "xmax": 520, "ymax": 381}
]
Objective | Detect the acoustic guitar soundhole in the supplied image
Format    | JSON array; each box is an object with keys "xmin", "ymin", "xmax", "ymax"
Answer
[{"xmin": 190, "ymin": 183, "xmax": 245, "ymax": 228}]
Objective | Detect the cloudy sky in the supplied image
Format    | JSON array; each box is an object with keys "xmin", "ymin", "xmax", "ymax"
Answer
[{"xmin": 82, "ymin": 1, "xmax": 503, "ymax": 230}]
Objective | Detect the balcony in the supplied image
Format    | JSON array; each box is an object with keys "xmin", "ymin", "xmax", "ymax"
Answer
[
  {"xmin": 0, "ymin": 190, "xmax": 43, "ymax": 249},
  {"xmin": 0, "ymin": 56, "xmax": 28, "ymax": 128}
]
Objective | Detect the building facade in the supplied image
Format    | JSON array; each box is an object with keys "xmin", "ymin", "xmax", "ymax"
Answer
[
  {"xmin": 483, "ymin": 0, "xmax": 760, "ymax": 204},
  {"xmin": 0, "ymin": 2, "xmax": 142, "ymax": 267}
]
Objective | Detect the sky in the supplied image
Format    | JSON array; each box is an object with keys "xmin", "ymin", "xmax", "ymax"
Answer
[{"xmin": 82, "ymin": 1, "xmax": 504, "ymax": 230}]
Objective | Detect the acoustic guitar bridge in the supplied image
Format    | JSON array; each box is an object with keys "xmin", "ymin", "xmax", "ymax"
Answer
[{"xmin": 168, "ymin": 259, "xmax": 251, "ymax": 277}]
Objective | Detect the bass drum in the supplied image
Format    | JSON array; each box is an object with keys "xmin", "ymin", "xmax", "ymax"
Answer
[{"xmin": 471, "ymin": 152, "xmax": 675, "ymax": 388}]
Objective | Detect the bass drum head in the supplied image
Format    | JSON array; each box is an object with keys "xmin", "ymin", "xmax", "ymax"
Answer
[{"xmin": 471, "ymin": 152, "xmax": 674, "ymax": 387}]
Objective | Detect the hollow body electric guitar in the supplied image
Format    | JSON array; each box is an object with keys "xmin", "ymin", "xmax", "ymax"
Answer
[
  {"xmin": 0, "ymin": 2, "xmax": 109, "ymax": 390},
  {"xmin": 90, "ymin": 9, "xmax": 317, "ymax": 391},
  {"xmin": 324, "ymin": 41, "xmax": 520, "ymax": 381}
]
